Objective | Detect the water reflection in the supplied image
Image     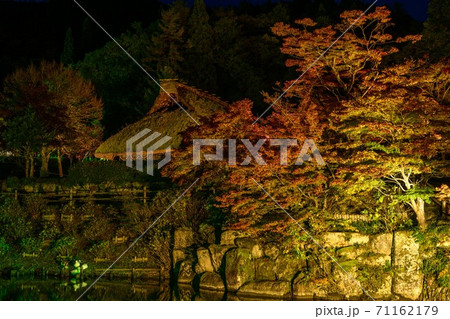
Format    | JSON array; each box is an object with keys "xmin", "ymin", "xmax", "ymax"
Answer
[
  {"xmin": 0, "ymin": 278, "xmax": 164, "ymax": 301},
  {"xmin": 0, "ymin": 279, "xmax": 288, "ymax": 301}
]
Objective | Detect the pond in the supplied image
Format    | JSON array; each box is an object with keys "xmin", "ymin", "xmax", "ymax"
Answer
[{"xmin": 0, "ymin": 278, "xmax": 230, "ymax": 301}]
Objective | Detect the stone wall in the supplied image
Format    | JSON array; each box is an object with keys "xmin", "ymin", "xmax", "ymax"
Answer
[{"xmin": 171, "ymin": 228, "xmax": 448, "ymax": 301}]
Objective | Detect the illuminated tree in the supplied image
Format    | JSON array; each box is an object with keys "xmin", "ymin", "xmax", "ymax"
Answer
[
  {"xmin": 1, "ymin": 108, "xmax": 50, "ymax": 177},
  {"xmin": 1, "ymin": 61, "xmax": 103, "ymax": 177},
  {"xmin": 166, "ymin": 7, "xmax": 448, "ymax": 234},
  {"xmin": 329, "ymin": 60, "xmax": 450, "ymax": 230}
]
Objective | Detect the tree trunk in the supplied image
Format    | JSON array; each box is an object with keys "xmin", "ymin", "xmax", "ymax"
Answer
[
  {"xmin": 411, "ymin": 198, "xmax": 426, "ymax": 230},
  {"xmin": 40, "ymin": 148, "xmax": 52, "ymax": 178},
  {"xmin": 25, "ymin": 158, "xmax": 30, "ymax": 178},
  {"xmin": 57, "ymin": 148, "xmax": 64, "ymax": 177},
  {"xmin": 29, "ymin": 156, "xmax": 34, "ymax": 178}
]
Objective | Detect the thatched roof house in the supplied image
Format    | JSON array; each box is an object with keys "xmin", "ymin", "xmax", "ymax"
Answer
[{"xmin": 95, "ymin": 79, "xmax": 228, "ymax": 160}]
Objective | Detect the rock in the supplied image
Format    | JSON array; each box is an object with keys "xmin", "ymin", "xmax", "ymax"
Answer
[
  {"xmin": 225, "ymin": 248, "xmax": 255, "ymax": 291},
  {"xmin": 199, "ymin": 272, "xmax": 225, "ymax": 291},
  {"xmin": 263, "ymin": 242, "xmax": 280, "ymax": 258},
  {"xmin": 173, "ymin": 250, "xmax": 186, "ymax": 267},
  {"xmin": 333, "ymin": 262, "xmax": 363, "ymax": 298},
  {"xmin": 293, "ymin": 276, "xmax": 329, "ymax": 299},
  {"xmin": 195, "ymin": 247, "xmax": 214, "ymax": 273},
  {"xmin": 234, "ymin": 238, "xmax": 265, "ymax": 258},
  {"xmin": 369, "ymin": 233, "xmax": 393, "ymax": 255},
  {"xmin": 392, "ymin": 231, "xmax": 423, "ymax": 300},
  {"xmin": 321, "ymin": 232, "xmax": 370, "ymax": 248},
  {"xmin": 226, "ymin": 294, "xmax": 241, "ymax": 301},
  {"xmin": 174, "ymin": 228, "xmax": 195, "ymax": 249},
  {"xmin": 255, "ymin": 258, "xmax": 276, "ymax": 281},
  {"xmin": 23, "ymin": 185, "xmax": 34, "ymax": 193},
  {"xmin": 196, "ymin": 290, "xmax": 225, "ymax": 301},
  {"xmin": 176, "ymin": 284, "xmax": 195, "ymax": 301},
  {"xmin": 235, "ymin": 238, "xmax": 257, "ymax": 248},
  {"xmin": 357, "ymin": 254, "xmax": 390, "ymax": 267},
  {"xmin": 275, "ymin": 255, "xmax": 303, "ymax": 281},
  {"xmin": 251, "ymin": 244, "xmax": 264, "ymax": 258},
  {"xmin": 336, "ymin": 246, "xmax": 361, "ymax": 260},
  {"xmin": 41, "ymin": 183, "xmax": 57, "ymax": 192},
  {"xmin": 220, "ymin": 230, "xmax": 245, "ymax": 246},
  {"xmin": 237, "ymin": 281, "xmax": 291, "ymax": 299},
  {"xmin": 370, "ymin": 273, "xmax": 393, "ymax": 299},
  {"xmin": 177, "ymin": 260, "xmax": 195, "ymax": 285},
  {"xmin": 209, "ymin": 244, "xmax": 232, "ymax": 271},
  {"xmin": 199, "ymin": 224, "xmax": 215, "ymax": 244}
]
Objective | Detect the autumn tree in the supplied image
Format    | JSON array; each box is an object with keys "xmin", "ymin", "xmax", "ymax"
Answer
[
  {"xmin": 269, "ymin": 7, "xmax": 445, "ymax": 230},
  {"xmin": 1, "ymin": 61, "xmax": 103, "ymax": 177},
  {"xmin": 165, "ymin": 7, "xmax": 444, "ymax": 236},
  {"xmin": 329, "ymin": 61, "xmax": 450, "ymax": 230}
]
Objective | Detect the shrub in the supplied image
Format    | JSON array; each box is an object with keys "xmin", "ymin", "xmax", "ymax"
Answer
[
  {"xmin": 66, "ymin": 161, "xmax": 149, "ymax": 186},
  {"xmin": 20, "ymin": 238, "xmax": 42, "ymax": 254},
  {"xmin": 5, "ymin": 176, "xmax": 20, "ymax": 189},
  {"xmin": 0, "ymin": 237, "xmax": 10, "ymax": 256},
  {"xmin": 23, "ymin": 195, "xmax": 48, "ymax": 220},
  {"xmin": 51, "ymin": 237, "xmax": 76, "ymax": 258},
  {"xmin": 0, "ymin": 201, "xmax": 33, "ymax": 240}
]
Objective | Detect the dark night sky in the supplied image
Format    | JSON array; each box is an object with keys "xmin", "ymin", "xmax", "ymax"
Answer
[
  {"xmin": 11, "ymin": 0, "xmax": 430, "ymax": 21},
  {"xmin": 160, "ymin": 0, "xmax": 430, "ymax": 21}
]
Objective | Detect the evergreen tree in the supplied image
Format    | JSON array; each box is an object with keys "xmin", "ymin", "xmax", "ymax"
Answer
[
  {"xmin": 79, "ymin": 24, "xmax": 157, "ymax": 138},
  {"xmin": 185, "ymin": 0, "xmax": 217, "ymax": 92},
  {"xmin": 149, "ymin": 0, "xmax": 190, "ymax": 79},
  {"xmin": 423, "ymin": 0, "xmax": 450, "ymax": 61},
  {"xmin": 60, "ymin": 27, "xmax": 75, "ymax": 65},
  {"xmin": 80, "ymin": 17, "xmax": 95, "ymax": 56}
]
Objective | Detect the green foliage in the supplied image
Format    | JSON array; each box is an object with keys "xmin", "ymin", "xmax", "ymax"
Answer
[
  {"xmin": 0, "ymin": 237, "xmax": 10, "ymax": 256},
  {"xmin": 88, "ymin": 240, "xmax": 112, "ymax": 259},
  {"xmin": 20, "ymin": 238, "xmax": 42, "ymax": 254},
  {"xmin": 22, "ymin": 195, "xmax": 48, "ymax": 219},
  {"xmin": 39, "ymin": 223, "xmax": 60, "ymax": 241},
  {"xmin": 0, "ymin": 201, "xmax": 33, "ymax": 241},
  {"xmin": 6, "ymin": 176, "xmax": 20, "ymax": 188},
  {"xmin": 51, "ymin": 237, "xmax": 75, "ymax": 258},
  {"xmin": 78, "ymin": 23, "xmax": 158, "ymax": 138},
  {"xmin": 1, "ymin": 107, "xmax": 49, "ymax": 157},
  {"xmin": 396, "ymin": 187, "xmax": 435, "ymax": 205},
  {"xmin": 423, "ymin": 248, "xmax": 450, "ymax": 288}
]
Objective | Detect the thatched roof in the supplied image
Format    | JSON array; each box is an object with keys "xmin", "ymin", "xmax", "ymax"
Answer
[{"xmin": 95, "ymin": 79, "xmax": 228, "ymax": 160}]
